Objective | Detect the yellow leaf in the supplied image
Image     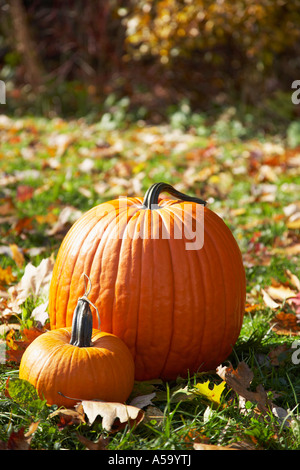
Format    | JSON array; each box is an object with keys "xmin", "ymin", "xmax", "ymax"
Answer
[
  {"xmin": 193, "ymin": 380, "xmax": 226, "ymax": 405},
  {"xmin": 9, "ymin": 244, "xmax": 25, "ymax": 268},
  {"xmin": 6, "ymin": 329, "xmax": 18, "ymax": 351},
  {"xmin": 0, "ymin": 265, "xmax": 16, "ymax": 289},
  {"xmin": 287, "ymin": 218, "xmax": 300, "ymax": 230}
]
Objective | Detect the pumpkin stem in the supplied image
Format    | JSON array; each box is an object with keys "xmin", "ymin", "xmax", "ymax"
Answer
[
  {"xmin": 80, "ymin": 273, "xmax": 101, "ymax": 328},
  {"xmin": 69, "ymin": 274, "xmax": 100, "ymax": 347},
  {"xmin": 143, "ymin": 182, "xmax": 207, "ymax": 209},
  {"xmin": 83, "ymin": 273, "xmax": 92, "ymax": 297},
  {"xmin": 70, "ymin": 298, "xmax": 93, "ymax": 347}
]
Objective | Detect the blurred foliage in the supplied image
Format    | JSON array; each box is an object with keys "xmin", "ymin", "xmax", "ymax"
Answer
[
  {"xmin": 124, "ymin": 0, "xmax": 300, "ymax": 102},
  {"xmin": 0, "ymin": 0, "xmax": 300, "ymax": 128}
]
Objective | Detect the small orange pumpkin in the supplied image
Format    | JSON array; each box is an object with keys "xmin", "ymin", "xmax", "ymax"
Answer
[{"xmin": 19, "ymin": 277, "xmax": 135, "ymax": 407}]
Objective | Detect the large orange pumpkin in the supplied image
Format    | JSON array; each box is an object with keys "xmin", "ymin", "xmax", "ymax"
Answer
[
  {"xmin": 49, "ymin": 182, "xmax": 246, "ymax": 381},
  {"xmin": 20, "ymin": 286, "xmax": 135, "ymax": 407}
]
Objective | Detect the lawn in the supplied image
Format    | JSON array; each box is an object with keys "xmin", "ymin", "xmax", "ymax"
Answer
[{"xmin": 0, "ymin": 110, "xmax": 300, "ymax": 451}]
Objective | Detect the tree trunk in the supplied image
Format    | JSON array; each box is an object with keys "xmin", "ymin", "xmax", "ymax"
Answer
[{"xmin": 9, "ymin": 0, "xmax": 44, "ymax": 90}]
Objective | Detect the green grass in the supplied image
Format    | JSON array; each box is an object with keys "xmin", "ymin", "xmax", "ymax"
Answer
[{"xmin": 0, "ymin": 112, "xmax": 300, "ymax": 450}]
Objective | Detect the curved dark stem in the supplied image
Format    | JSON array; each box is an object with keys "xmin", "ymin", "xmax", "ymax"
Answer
[
  {"xmin": 143, "ymin": 182, "xmax": 207, "ymax": 209},
  {"xmin": 70, "ymin": 298, "xmax": 93, "ymax": 347}
]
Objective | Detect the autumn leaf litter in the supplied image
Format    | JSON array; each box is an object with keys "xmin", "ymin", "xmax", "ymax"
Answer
[{"xmin": 0, "ymin": 114, "xmax": 300, "ymax": 449}]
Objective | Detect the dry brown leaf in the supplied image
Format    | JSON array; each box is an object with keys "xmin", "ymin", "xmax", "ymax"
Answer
[
  {"xmin": 129, "ymin": 392, "xmax": 156, "ymax": 409},
  {"xmin": 268, "ymin": 344, "xmax": 291, "ymax": 365},
  {"xmin": 47, "ymin": 132, "xmax": 73, "ymax": 158},
  {"xmin": 270, "ymin": 311, "xmax": 300, "ymax": 336},
  {"xmin": 216, "ymin": 361, "xmax": 291, "ymax": 427},
  {"xmin": 0, "ymin": 197, "xmax": 15, "ymax": 215},
  {"xmin": 216, "ymin": 361, "xmax": 269, "ymax": 414},
  {"xmin": 9, "ymin": 243, "xmax": 25, "ymax": 268},
  {"xmin": 0, "ymin": 265, "xmax": 16, "ymax": 290},
  {"xmin": 16, "ymin": 185, "xmax": 34, "ymax": 202},
  {"xmin": 49, "ymin": 406, "xmax": 86, "ymax": 429},
  {"xmin": 143, "ymin": 405, "xmax": 164, "ymax": 424},
  {"xmin": 4, "ymin": 257, "xmax": 54, "ymax": 317},
  {"xmin": 25, "ymin": 420, "xmax": 40, "ymax": 437},
  {"xmin": 0, "ymin": 422, "xmax": 39, "ymax": 450},
  {"xmin": 262, "ymin": 275, "xmax": 299, "ymax": 313},
  {"xmin": 265, "ymin": 285, "xmax": 297, "ymax": 302},
  {"xmin": 6, "ymin": 326, "xmax": 46, "ymax": 363},
  {"xmin": 261, "ymin": 289, "xmax": 280, "ymax": 309},
  {"xmin": 285, "ymin": 269, "xmax": 300, "ymax": 291},
  {"xmin": 79, "ymin": 400, "xmax": 144, "ymax": 432},
  {"xmin": 244, "ymin": 303, "xmax": 261, "ymax": 313},
  {"xmin": 193, "ymin": 442, "xmax": 238, "ymax": 450},
  {"xmin": 35, "ymin": 212, "xmax": 58, "ymax": 226},
  {"xmin": 46, "ymin": 206, "xmax": 82, "ymax": 236},
  {"xmin": 0, "ymin": 323, "xmax": 20, "ymax": 336},
  {"xmin": 31, "ymin": 301, "xmax": 49, "ymax": 326},
  {"xmin": 76, "ymin": 433, "xmax": 110, "ymax": 450},
  {"xmin": 275, "ymin": 243, "xmax": 300, "ymax": 257}
]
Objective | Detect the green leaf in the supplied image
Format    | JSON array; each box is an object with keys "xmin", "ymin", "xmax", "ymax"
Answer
[{"xmin": 7, "ymin": 378, "xmax": 46, "ymax": 411}]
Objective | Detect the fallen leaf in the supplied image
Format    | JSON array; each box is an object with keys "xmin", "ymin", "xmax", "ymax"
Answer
[
  {"xmin": 0, "ymin": 197, "xmax": 15, "ymax": 215},
  {"xmin": 16, "ymin": 185, "xmax": 34, "ymax": 202},
  {"xmin": 76, "ymin": 433, "xmax": 110, "ymax": 450},
  {"xmin": 47, "ymin": 133, "xmax": 73, "ymax": 158},
  {"xmin": 193, "ymin": 380, "xmax": 226, "ymax": 406},
  {"xmin": 79, "ymin": 400, "xmax": 144, "ymax": 432},
  {"xmin": 0, "ymin": 323, "xmax": 20, "ymax": 336},
  {"xmin": 4, "ymin": 257, "xmax": 54, "ymax": 316},
  {"xmin": 129, "ymin": 392, "xmax": 156, "ymax": 409},
  {"xmin": 49, "ymin": 407, "xmax": 86, "ymax": 429},
  {"xmin": 6, "ymin": 329, "xmax": 19, "ymax": 351},
  {"xmin": 9, "ymin": 243, "xmax": 25, "ymax": 268},
  {"xmin": 180, "ymin": 427, "xmax": 210, "ymax": 448},
  {"xmin": 289, "ymin": 292, "xmax": 300, "ymax": 316},
  {"xmin": 265, "ymin": 284, "xmax": 297, "ymax": 303},
  {"xmin": 193, "ymin": 442, "xmax": 238, "ymax": 450},
  {"xmin": 129, "ymin": 378, "xmax": 162, "ymax": 399},
  {"xmin": 31, "ymin": 301, "xmax": 49, "ymax": 325},
  {"xmin": 216, "ymin": 361, "xmax": 269, "ymax": 414},
  {"xmin": 46, "ymin": 206, "xmax": 82, "ymax": 236},
  {"xmin": 216, "ymin": 361, "xmax": 291, "ymax": 426},
  {"xmin": 25, "ymin": 420, "xmax": 40, "ymax": 437},
  {"xmin": 143, "ymin": 405, "xmax": 164, "ymax": 425},
  {"xmin": 287, "ymin": 218, "xmax": 300, "ymax": 230},
  {"xmin": 272, "ymin": 242, "xmax": 300, "ymax": 257},
  {"xmin": 170, "ymin": 384, "xmax": 196, "ymax": 403},
  {"xmin": 261, "ymin": 289, "xmax": 280, "ymax": 309},
  {"xmin": 78, "ymin": 158, "xmax": 95, "ymax": 173},
  {"xmin": 271, "ymin": 405, "xmax": 291, "ymax": 427},
  {"xmin": 268, "ymin": 344, "xmax": 291, "ymax": 365},
  {"xmin": 283, "ymin": 202, "xmax": 300, "ymax": 229},
  {"xmin": 6, "ymin": 326, "xmax": 46, "ymax": 363},
  {"xmin": 11, "ymin": 216, "xmax": 33, "ymax": 235},
  {"xmin": 0, "ymin": 266, "xmax": 16, "ymax": 289},
  {"xmin": 262, "ymin": 275, "xmax": 300, "ymax": 319},
  {"xmin": 244, "ymin": 303, "xmax": 261, "ymax": 313},
  {"xmin": 35, "ymin": 212, "xmax": 58, "ymax": 226},
  {"xmin": 0, "ymin": 428, "xmax": 32, "ymax": 450},
  {"xmin": 270, "ymin": 311, "xmax": 300, "ymax": 336},
  {"xmin": 230, "ymin": 208, "xmax": 246, "ymax": 216}
]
